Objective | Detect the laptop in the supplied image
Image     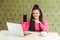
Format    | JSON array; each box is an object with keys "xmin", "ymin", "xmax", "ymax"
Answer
[{"xmin": 6, "ymin": 22, "xmax": 24, "ymax": 37}]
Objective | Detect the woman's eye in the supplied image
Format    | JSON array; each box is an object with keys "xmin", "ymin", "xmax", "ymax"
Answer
[
  {"xmin": 36, "ymin": 13, "xmax": 37, "ymax": 14},
  {"xmin": 36, "ymin": 13, "xmax": 38, "ymax": 14}
]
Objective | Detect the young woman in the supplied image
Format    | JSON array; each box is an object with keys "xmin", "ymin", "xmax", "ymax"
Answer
[{"xmin": 22, "ymin": 4, "xmax": 49, "ymax": 33}]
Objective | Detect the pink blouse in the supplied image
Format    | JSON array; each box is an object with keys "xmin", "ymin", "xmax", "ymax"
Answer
[{"xmin": 22, "ymin": 18, "xmax": 49, "ymax": 32}]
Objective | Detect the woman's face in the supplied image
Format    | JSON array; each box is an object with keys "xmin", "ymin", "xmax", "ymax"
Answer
[{"xmin": 32, "ymin": 10, "xmax": 40, "ymax": 20}]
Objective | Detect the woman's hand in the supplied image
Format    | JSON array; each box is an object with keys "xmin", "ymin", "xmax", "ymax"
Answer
[{"xmin": 32, "ymin": 19, "xmax": 41, "ymax": 24}]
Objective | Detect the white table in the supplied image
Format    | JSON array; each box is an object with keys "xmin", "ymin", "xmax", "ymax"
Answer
[{"xmin": 0, "ymin": 30, "xmax": 60, "ymax": 40}]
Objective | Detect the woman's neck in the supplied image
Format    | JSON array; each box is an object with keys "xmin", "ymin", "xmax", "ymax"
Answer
[
  {"xmin": 34, "ymin": 19, "xmax": 39, "ymax": 21},
  {"xmin": 32, "ymin": 19, "xmax": 40, "ymax": 24}
]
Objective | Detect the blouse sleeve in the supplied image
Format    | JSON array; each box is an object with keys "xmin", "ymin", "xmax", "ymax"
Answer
[
  {"xmin": 40, "ymin": 18, "xmax": 49, "ymax": 32},
  {"xmin": 22, "ymin": 21, "xmax": 30, "ymax": 31}
]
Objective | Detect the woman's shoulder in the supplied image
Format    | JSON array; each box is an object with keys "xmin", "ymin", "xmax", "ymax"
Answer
[
  {"xmin": 42, "ymin": 18, "xmax": 48, "ymax": 22},
  {"xmin": 42, "ymin": 18, "xmax": 47, "ymax": 20}
]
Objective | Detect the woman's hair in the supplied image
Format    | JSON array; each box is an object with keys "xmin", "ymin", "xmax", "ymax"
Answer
[{"xmin": 29, "ymin": 4, "xmax": 43, "ymax": 31}]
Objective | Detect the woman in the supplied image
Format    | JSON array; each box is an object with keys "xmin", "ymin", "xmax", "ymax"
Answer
[{"xmin": 22, "ymin": 4, "xmax": 49, "ymax": 33}]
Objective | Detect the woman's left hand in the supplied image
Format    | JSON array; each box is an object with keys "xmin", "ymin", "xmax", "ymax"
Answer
[{"xmin": 35, "ymin": 20, "xmax": 41, "ymax": 24}]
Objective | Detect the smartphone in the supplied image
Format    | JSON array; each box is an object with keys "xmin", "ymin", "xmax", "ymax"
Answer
[{"xmin": 23, "ymin": 15, "xmax": 27, "ymax": 22}]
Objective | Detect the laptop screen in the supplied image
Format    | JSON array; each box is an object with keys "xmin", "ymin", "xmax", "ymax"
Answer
[{"xmin": 6, "ymin": 22, "xmax": 24, "ymax": 36}]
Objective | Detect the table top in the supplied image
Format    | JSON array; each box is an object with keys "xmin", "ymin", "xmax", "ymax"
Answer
[{"xmin": 0, "ymin": 30, "xmax": 60, "ymax": 40}]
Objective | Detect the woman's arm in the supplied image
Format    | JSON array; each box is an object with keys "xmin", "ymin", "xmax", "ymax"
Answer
[
  {"xmin": 22, "ymin": 21, "xmax": 30, "ymax": 31},
  {"xmin": 39, "ymin": 18, "xmax": 49, "ymax": 32}
]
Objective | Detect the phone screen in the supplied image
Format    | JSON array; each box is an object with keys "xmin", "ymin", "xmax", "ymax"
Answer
[{"xmin": 23, "ymin": 15, "xmax": 27, "ymax": 22}]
